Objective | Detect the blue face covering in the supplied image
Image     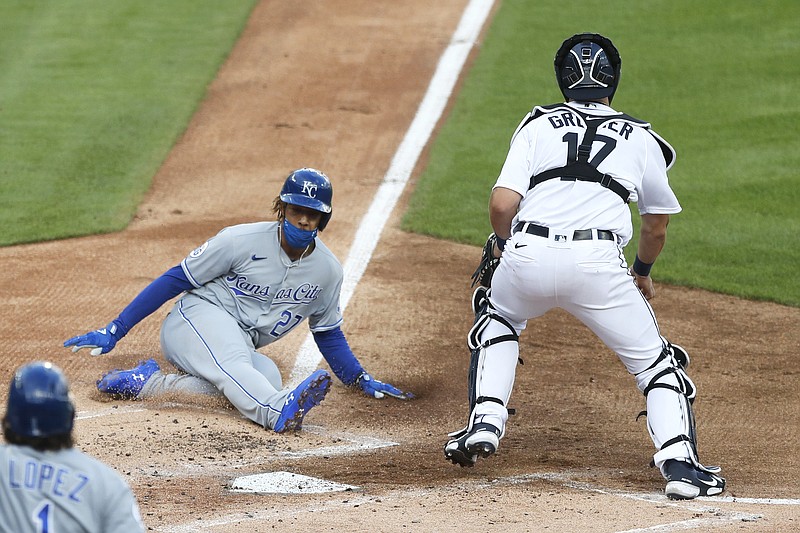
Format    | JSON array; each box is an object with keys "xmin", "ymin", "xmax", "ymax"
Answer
[{"xmin": 282, "ymin": 218, "xmax": 317, "ymax": 249}]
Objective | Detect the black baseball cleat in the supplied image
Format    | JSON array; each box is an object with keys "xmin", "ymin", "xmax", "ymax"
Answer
[
  {"xmin": 663, "ymin": 459, "xmax": 726, "ymax": 500},
  {"xmin": 444, "ymin": 423, "xmax": 501, "ymax": 467}
]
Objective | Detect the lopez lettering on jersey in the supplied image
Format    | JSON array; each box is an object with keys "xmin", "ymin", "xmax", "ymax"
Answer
[
  {"xmin": 0, "ymin": 446, "xmax": 144, "ymax": 532},
  {"xmin": 6, "ymin": 457, "xmax": 89, "ymax": 501}
]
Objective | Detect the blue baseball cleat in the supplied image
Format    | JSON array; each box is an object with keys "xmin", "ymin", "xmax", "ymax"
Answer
[
  {"xmin": 97, "ymin": 359, "xmax": 160, "ymax": 399},
  {"xmin": 274, "ymin": 369, "xmax": 331, "ymax": 433}
]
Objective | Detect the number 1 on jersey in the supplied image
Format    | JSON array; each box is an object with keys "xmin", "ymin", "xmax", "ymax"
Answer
[{"xmin": 34, "ymin": 502, "xmax": 51, "ymax": 533}]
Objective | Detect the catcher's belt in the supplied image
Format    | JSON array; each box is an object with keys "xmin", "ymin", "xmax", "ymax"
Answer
[{"xmin": 514, "ymin": 222, "xmax": 618, "ymax": 242}]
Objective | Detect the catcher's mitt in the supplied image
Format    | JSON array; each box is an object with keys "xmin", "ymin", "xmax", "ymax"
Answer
[{"xmin": 470, "ymin": 233, "xmax": 501, "ymax": 288}]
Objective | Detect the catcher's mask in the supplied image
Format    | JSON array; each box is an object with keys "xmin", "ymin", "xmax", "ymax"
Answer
[
  {"xmin": 5, "ymin": 361, "xmax": 75, "ymax": 438},
  {"xmin": 554, "ymin": 33, "xmax": 621, "ymax": 103},
  {"xmin": 280, "ymin": 168, "xmax": 333, "ymax": 231}
]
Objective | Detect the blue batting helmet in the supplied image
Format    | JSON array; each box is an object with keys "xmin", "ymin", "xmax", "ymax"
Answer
[
  {"xmin": 554, "ymin": 33, "xmax": 621, "ymax": 103},
  {"xmin": 280, "ymin": 168, "xmax": 333, "ymax": 230},
  {"xmin": 5, "ymin": 361, "xmax": 75, "ymax": 437}
]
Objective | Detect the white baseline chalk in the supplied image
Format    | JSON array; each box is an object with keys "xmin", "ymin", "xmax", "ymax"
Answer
[
  {"xmin": 76, "ymin": 406, "xmax": 146, "ymax": 420},
  {"xmin": 289, "ymin": 0, "xmax": 496, "ymax": 384}
]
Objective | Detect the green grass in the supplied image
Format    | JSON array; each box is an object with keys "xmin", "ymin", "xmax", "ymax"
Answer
[
  {"xmin": 0, "ymin": 0, "xmax": 258, "ymax": 245},
  {"xmin": 1, "ymin": 0, "xmax": 797, "ymax": 306},
  {"xmin": 403, "ymin": 0, "xmax": 800, "ymax": 306}
]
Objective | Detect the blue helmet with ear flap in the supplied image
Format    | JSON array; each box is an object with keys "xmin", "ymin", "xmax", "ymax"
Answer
[
  {"xmin": 280, "ymin": 168, "xmax": 333, "ymax": 230},
  {"xmin": 5, "ymin": 361, "xmax": 75, "ymax": 437},
  {"xmin": 554, "ymin": 33, "xmax": 621, "ymax": 103}
]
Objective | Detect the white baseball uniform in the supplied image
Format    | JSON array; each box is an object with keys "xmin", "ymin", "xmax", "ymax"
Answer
[{"xmin": 473, "ymin": 101, "xmax": 693, "ymax": 467}]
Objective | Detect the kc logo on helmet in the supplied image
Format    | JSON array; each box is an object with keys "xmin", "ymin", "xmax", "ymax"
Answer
[{"xmin": 301, "ymin": 181, "xmax": 318, "ymax": 198}]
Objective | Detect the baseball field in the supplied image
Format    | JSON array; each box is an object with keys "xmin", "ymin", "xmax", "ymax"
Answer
[{"xmin": 1, "ymin": 0, "xmax": 799, "ymax": 531}]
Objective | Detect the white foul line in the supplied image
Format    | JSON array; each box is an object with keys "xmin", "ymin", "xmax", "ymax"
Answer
[
  {"xmin": 700, "ymin": 495, "xmax": 800, "ymax": 505},
  {"xmin": 500, "ymin": 472, "xmax": 797, "ymax": 507},
  {"xmin": 75, "ymin": 405, "xmax": 147, "ymax": 420},
  {"xmin": 493, "ymin": 472, "xmax": 776, "ymax": 532},
  {"xmin": 279, "ymin": 424, "xmax": 398, "ymax": 458},
  {"xmin": 156, "ymin": 469, "xmax": 795, "ymax": 532},
  {"xmin": 288, "ymin": 0, "xmax": 496, "ymax": 384}
]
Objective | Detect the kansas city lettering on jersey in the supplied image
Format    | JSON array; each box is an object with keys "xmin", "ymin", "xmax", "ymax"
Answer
[
  {"xmin": 226, "ymin": 274, "xmax": 270, "ymax": 300},
  {"xmin": 225, "ymin": 275, "xmax": 322, "ymax": 304},
  {"xmin": 6, "ymin": 458, "xmax": 89, "ymax": 502},
  {"xmin": 273, "ymin": 283, "xmax": 323, "ymax": 304}
]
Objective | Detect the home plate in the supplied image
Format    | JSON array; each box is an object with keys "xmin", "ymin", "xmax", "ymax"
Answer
[{"xmin": 230, "ymin": 471, "xmax": 358, "ymax": 494}]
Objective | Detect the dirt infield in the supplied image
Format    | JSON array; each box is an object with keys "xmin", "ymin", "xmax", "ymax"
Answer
[{"xmin": 1, "ymin": 1, "xmax": 799, "ymax": 531}]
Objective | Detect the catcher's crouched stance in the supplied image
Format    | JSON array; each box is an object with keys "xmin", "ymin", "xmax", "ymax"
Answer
[
  {"xmin": 444, "ymin": 32, "xmax": 726, "ymax": 501},
  {"xmin": 445, "ymin": 234, "xmax": 725, "ymax": 500}
]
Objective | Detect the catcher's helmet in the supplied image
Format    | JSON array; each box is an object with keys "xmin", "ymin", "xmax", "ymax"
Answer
[
  {"xmin": 280, "ymin": 168, "xmax": 333, "ymax": 230},
  {"xmin": 5, "ymin": 361, "xmax": 75, "ymax": 437},
  {"xmin": 554, "ymin": 33, "xmax": 621, "ymax": 103}
]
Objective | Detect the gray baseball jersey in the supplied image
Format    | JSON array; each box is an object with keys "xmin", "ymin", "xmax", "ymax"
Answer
[
  {"xmin": 0, "ymin": 444, "xmax": 144, "ymax": 532},
  {"xmin": 142, "ymin": 221, "xmax": 344, "ymax": 429},
  {"xmin": 181, "ymin": 221, "xmax": 343, "ymax": 345}
]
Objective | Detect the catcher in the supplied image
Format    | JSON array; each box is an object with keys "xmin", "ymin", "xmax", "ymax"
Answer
[{"xmin": 444, "ymin": 33, "xmax": 725, "ymax": 500}]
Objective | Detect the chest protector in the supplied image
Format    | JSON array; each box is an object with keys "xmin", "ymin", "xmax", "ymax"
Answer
[{"xmin": 522, "ymin": 104, "xmax": 675, "ymax": 203}]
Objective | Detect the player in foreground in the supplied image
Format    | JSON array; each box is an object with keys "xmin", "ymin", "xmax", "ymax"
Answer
[
  {"xmin": 1, "ymin": 361, "xmax": 145, "ymax": 531},
  {"xmin": 65, "ymin": 168, "xmax": 412, "ymax": 433},
  {"xmin": 443, "ymin": 33, "xmax": 725, "ymax": 500}
]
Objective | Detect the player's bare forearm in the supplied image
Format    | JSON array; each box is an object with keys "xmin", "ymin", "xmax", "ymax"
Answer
[
  {"xmin": 489, "ymin": 187, "xmax": 522, "ymax": 241},
  {"xmin": 634, "ymin": 214, "xmax": 670, "ymax": 300},
  {"xmin": 637, "ymin": 214, "xmax": 670, "ymax": 264}
]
